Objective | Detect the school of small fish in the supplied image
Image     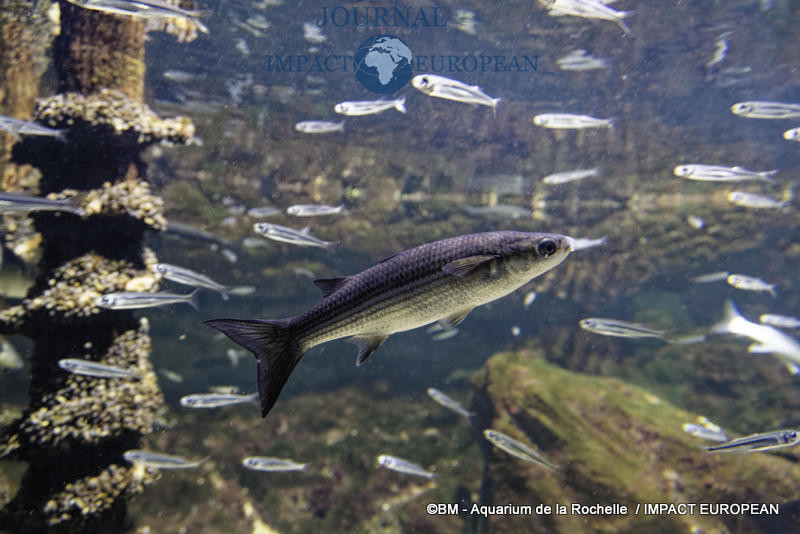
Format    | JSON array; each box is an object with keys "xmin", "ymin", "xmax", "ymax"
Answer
[{"xmin": 2, "ymin": 0, "xmax": 800, "ymax": 522}]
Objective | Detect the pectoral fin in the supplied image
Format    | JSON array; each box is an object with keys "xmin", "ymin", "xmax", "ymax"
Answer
[
  {"xmin": 353, "ymin": 335, "xmax": 388, "ymax": 366},
  {"xmin": 442, "ymin": 255, "xmax": 498, "ymax": 277},
  {"xmin": 439, "ymin": 308, "xmax": 474, "ymax": 329}
]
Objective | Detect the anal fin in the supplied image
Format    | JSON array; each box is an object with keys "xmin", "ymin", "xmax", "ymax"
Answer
[{"xmin": 353, "ymin": 335, "xmax": 388, "ymax": 366}]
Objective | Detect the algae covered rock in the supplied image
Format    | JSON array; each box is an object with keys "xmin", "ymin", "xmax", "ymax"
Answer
[{"xmin": 474, "ymin": 351, "xmax": 800, "ymax": 533}]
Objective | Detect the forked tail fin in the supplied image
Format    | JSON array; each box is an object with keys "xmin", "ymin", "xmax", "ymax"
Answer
[{"xmin": 204, "ymin": 318, "xmax": 301, "ymax": 417}]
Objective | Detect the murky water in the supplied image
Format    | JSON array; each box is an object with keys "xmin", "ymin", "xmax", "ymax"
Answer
[{"xmin": 2, "ymin": 1, "xmax": 800, "ymax": 533}]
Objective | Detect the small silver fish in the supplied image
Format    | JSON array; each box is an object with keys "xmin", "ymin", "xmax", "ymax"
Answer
[
  {"xmin": 571, "ymin": 236, "xmax": 607, "ymax": 252},
  {"xmin": 705, "ymin": 32, "xmax": 730, "ymax": 70},
  {"xmin": 377, "ymin": 454, "xmax": 436, "ymax": 479},
  {"xmin": 483, "ymin": 429, "xmax": 557, "ymax": 471},
  {"xmin": 242, "ymin": 456, "xmax": 308, "ymax": 472},
  {"xmin": 579, "ymin": 318, "xmax": 667, "ymax": 340},
  {"xmin": 673, "ymin": 164, "xmax": 777, "ymax": 183},
  {"xmin": 462, "ymin": 204, "xmax": 532, "ymax": 220},
  {"xmin": 253, "ymin": 222, "xmax": 334, "ymax": 248},
  {"xmin": 691, "ymin": 271, "xmax": 729, "ymax": 283},
  {"xmin": 686, "ymin": 215, "xmax": 705, "ymax": 229},
  {"xmin": 66, "ymin": 0, "xmax": 209, "ymax": 33},
  {"xmin": 159, "ymin": 368, "xmax": 184, "ymax": 383},
  {"xmin": 783, "ymin": 127, "xmax": 800, "ymax": 141},
  {"xmin": 411, "ymin": 74, "xmax": 500, "ymax": 114},
  {"xmin": 293, "ymin": 267, "xmax": 315, "ymax": 278},
  {"xmin": 671, "ymin": 333, "xmax": 707, "ymax": 345},
  {"xmin": 0, "ymin": 115, "xmax": 67, "ymax": 142},
  {"xmin": 731, "ymin": 101, "xmax": 800, "ymax": 119},
  {"xmin": 452, "ymin": 9, "xmax": 477, "ymax": 35},
  {"xmin": 58, "ymin": 358, "xmax": 138, "ymax": 379},
  {"xmin": 706, "ymin": 429, "xmax": 800, "ymax": 453},
  {"xmin": 726, "ymin": 274, "xmax": 777, "ymax": 297},
  {"xmin": 247, "ymin": 206, "xmax": 281, "ymax": 218},
  {"xmin": 0, "ymin": 339, "xmax": 23, "ymax": 370},
  {"xmin": 532, "ymin": 113, "xmax": 613, "ymax": 129},
  {"xmin": 294, "ymin": 120, "xmax": 344, "ymax": 134},
  {"xmin": 682, "ymin": 423, "xmax": 728, "ymax": 443},
  {"xmin": 123, "ymin": 450, "xmax": 207, "ymax": 469},
  {"xmin": 162, "ymin": 70, "xmax": 201, "ymax": 83},
  {"xmin": 523, "ymin": 291, "xmax": 537, "ymax": 309},
  {"xmin": 0, "ymin": 192, "xmax": 85, "ymax": 216},
  {"xmin": 334, "ymin": 97, "xmax": 406, "ymax": 116},
  {"xmin": 543, "ymin": 0, "xmax": 632, "ymax": 35},
  {"xmin": 302, "ymin": 21, "xmax": 327, "ymax": 44},
  {"xmin": 760, "ymin": 314, "xmax": 800, "ymax": 329},
  {"xmin": 727, "ymin": 191, "xmax": 788, "ymax": 209},
  {"xmin": 286, "ymin": 204, "xmax": 344, "ymax": 217},
  {"xmin": 542, "ymin": 167, "xmax": 600, "ymax": 185},
  {"xmin": 242, "ymin": 237, "xmax": 271, "ymax": 249},
  {"xmin": 431, "ymin": 328, "xmax": 459, "ymax": 341},
  {"xmin": 426, "ymin": 387, "xmax": 473, "ymax": 418},
  {"xmin": 556, "ymin": 49, "xmax": 609, "ymax": 71},
  {"xmin": 95, "ymin": 289, "xmax": 199, "ymax": 310},
  {"xmin": 154, "ymin": 263, "xmax": 233, "ymax": 300},
  {"xmin": 711, "ymin": 300, "xmax": 800, "ymax": 373},
  {"xmin": 180, "ymin": 392, "xmax": 259, "ymax": 409}
]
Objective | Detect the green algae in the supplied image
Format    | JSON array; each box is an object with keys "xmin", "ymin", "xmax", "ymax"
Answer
[{"xmin": 475, "ymin": 350, "xmax": 800, "ymax": 533}]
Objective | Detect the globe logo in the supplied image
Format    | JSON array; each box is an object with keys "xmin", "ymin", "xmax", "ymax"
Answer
[{"xmin": 353, "ymin": 35, "xmax": 413, "ymax": 94}]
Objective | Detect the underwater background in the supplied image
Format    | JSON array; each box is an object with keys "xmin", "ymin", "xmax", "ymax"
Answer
[{"xmin": 1, "ymin": 0, "xmax": 800, "ymax": 532}]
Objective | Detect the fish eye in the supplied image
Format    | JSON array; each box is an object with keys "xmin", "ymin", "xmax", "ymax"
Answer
[{"xmin": 537, "ymin": 240, "xmax": 557, "ymax": 257}]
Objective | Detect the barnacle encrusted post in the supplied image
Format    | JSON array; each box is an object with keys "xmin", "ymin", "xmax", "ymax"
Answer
[
  {"xmin": 0, "ymin": 3, "xmax": 196, "ymax": 532},
  {"xmin": 54, "ymin": 1, "xmax": 146, "ymax": 101}
]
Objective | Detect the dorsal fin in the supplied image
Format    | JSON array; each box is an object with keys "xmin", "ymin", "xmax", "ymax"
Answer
[
  {"xmin": 378, "ymin": 252, "xmax": 400, "ymax": 264},
  {"xmin": 313, "ymin": 276, "xmax": 349, "ymax": 297}
]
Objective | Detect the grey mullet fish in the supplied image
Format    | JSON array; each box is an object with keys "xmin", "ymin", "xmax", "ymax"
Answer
[{"xmin": 206, "ymin": 231, "xmax": 574, "ymax": 417}]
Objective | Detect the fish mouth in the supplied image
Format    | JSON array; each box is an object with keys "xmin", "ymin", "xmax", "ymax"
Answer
[{"xmin": 563, "ymin": 236, "xmax": 576, "ymax": 253}]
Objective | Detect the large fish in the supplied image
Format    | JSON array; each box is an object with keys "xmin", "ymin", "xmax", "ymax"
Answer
[{"xmin": 206, "ymin": 231, "xmax": 574, "ymax": 417}]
